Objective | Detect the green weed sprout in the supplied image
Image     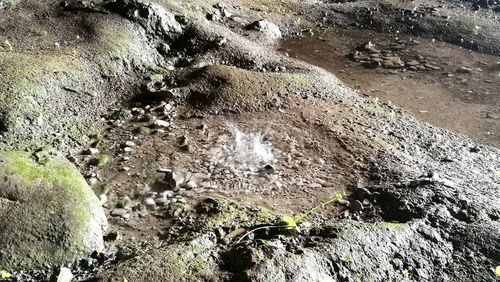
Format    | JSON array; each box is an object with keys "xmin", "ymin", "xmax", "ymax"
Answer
[
  {"xmin": 0, "ymin": 270, "xmax": 12, "ymax": 279},
  {"xmin": 235, "ymin": 192, "xmax": 346, "ymax": 244},
  {"xmin": 492, "ymin": 266, "xmax": 500, "ymax": 278}
]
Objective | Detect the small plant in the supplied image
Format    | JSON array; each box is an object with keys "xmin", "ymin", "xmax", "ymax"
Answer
[
  {"xmin": 2, "ymin": 39, "xmax": 13, "ymax": 52},
  {"xmin": 366, "ymin": 96, "xmax": 380, "ymax": 113},
  {"xmin": 92, "ymin": 154, "xmax": 109, "ymax": 167},
  {"xmin": 0, "ymin": 270, "xmax": 12, "ymax": 279},
  {"xmin": 492, "ymin": 266, "xmax": 500, "ymax": 278},
  {"xmin": 235, "ymin": 192, "xmax": 346, "ymax": 244}
]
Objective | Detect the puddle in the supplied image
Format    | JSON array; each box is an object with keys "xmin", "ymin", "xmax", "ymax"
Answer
[{"xmin": 279, "ymin": 28, "xmax": 500, "ymax": 148}]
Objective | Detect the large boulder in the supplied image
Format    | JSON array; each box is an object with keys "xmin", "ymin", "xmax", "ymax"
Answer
[{"xmin": 0, "ymin": 151, "xmax": 107, "ymax": 270}]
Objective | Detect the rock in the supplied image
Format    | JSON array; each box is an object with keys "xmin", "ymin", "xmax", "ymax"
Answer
[
  {"xmin": 134, "ymin": 126, "xmax": 152, "ymax": 135},
  {"xmin": 56, "ymin": 267, "xmax": 74, "ymax": 282},
  {"xmin": 362, "ymin": 60, "xmax": 381, "ymax": 69},
  {"xmin": 116, "ymin": 196, "xmax": 131, "ymax": 208},
  {"xmin": 381, "ymin": 56, "xmax": 405, "ymax": 68},
  {"xmin": 0, "ymin": 151, "xmax": 107, "ymax": 270},
  {"xmin": 124, "ymin": 141, "xmax": 136, "ymax": 147},
  {"xmin": 248, "ymin": 20, "xmax": 282, "ymax": 40},
  {"xmin": 144, "ymin": 197, "xmax": 156, "ymax": 206},
  {"xmin": 111, "ymin": 208, "xmax": 129, "ymax": 217},
  {"xmin": 359, "ymin": 41, "xmax": 381, "ymax": 53},
  {"xmin": 424, "ymin": 63, "xmax": 442, "ymax": 70},
  {"xmin": 153, "ymin": 119, "xmax": 170, "ymax": 128},
  {"xmin": 456, "ymin": 66, "xmax": 473, "ymax": 73},
  {"xmin": 405, "ymin": 60, "xmax": 420, "ymax": 67},
  {"xmin": 155, "ymin": 197, "xmax": 170, "ymax": 206},
  {"xmin": 84, "ymin": 147, "xmax": 99, "ymax": 155},
  {"xmin": 184, "ymin": 180, "xmax": 198, "ymax": 190},
  {"xmin": 485, "ymin": 112, "xmax": 499, "ymax": 119},
  {"xmin": 105, "ymin": 0, "xmax": 183, "ymax": 39},
  {"xmin": 350, "ymin": 200, "xmax": 364, "ymax": 211}
]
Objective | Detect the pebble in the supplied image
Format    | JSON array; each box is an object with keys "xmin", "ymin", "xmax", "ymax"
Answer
[
  {"xmin": 99, "ymin": 194, "xmax": 108, "ymax": 205},
  {"xmin": 184, "ymin": 180, "xmax": 198, "ymax": 190},
  {"xmin": 56, "ymin": 267, "xmax": 73, "ymax": 282},
  {"xmin": 144, "ymin": 197, "xmax": 156, "ymax": 206},
  {"xmin": 485, "ymin": 112, "xmax": 499, "ymax": 119},
  {"xmin": 111, "ymin": 208, "xmax": 129, "ymax": 217},
  {"xmin": 155, "ymin": 197, "xmax": 170, "ymax": 206},
  {"xmin": 159, "ymin": 190, "xmax": 175, "ymax": 198},
  {"xmin": 456, "ymin": 66, "xmax": 473, "ymax": 74},
  {"xmin": 154, "ymin": 119, "xmax": 170, "ymax": 128},
  {"xmin": 123, "ymin": 147, "xmax": 133, "ymax": 153},
  {"xmin": 88, "ymin": 177, "xmax": 98, "ymax": 186},
  {"xmin": 350, "ymin": 200, "xmax": 364, "ymax": 211},
  {"xmin": 84, "ymin": 147, "xmax": 99, "ymax": 155},
  {"xmin": 125, "ymin": 141, "xmax": 135, "ymax": 147}
]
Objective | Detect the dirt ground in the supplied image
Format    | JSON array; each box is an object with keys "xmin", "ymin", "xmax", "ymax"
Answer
[
  {"xmin": 0, "ymin": 0, "xmax": 499, "ymax": 281},
  {"xmin": 280, "ymin": 27, "xmax": 500, "ymax": 148}
]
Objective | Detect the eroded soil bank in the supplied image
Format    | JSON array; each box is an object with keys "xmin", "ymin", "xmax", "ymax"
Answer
[{"xmin": 0, "ymin": 0, "xmax": 499, "ymax": 281}]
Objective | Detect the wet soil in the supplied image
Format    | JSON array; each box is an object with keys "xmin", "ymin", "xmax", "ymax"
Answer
[
  {"xmin": 77, "ymin": 96, "xmax": 367, "ymax": 244},
  {"xmin": 280, "ymin": 27, "xmax": 500, "ymax": 148}
]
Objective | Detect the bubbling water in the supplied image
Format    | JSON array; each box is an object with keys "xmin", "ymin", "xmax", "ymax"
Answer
[{"xmin": 209, "ymin": 123, "xmax": 275, "ymax": 174}]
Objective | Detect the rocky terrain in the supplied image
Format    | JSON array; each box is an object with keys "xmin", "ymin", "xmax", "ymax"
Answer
[{"xmin": 0, "ymin": 0, "xmax": 499, "ymax": 281}]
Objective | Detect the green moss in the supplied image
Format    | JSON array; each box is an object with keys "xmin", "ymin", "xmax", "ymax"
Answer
[
  {"xmin": 202, "ymin": 199, "xmax": 250, "ymax": 228},
  {"xmin": 91, "ymin": 154, "xmax": 110, "ymax": 167},
  {"xmin": 376, "ymin": 222, "xmax": 404, "ymax": 232},
  {"xmin": 199, "ymin": 198, "xmax": 279, "ymax": 230},
  {"xmin": 0, "ymin": 151, "xmax": 104, "ymax": 270},
  {"xmin": 286, "ymin": 73, "xmax": 311, "ymax": 87}
]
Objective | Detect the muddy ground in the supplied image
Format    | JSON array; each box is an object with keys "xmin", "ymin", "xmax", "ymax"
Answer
[{"xmin": 0, "ymin": 0, "xmax": 499, "ymax": 281}]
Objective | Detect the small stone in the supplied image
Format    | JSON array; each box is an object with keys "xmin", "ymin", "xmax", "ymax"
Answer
[
  {"xmin": 155, "ymin": 197, "xmax": 170, "ymax": 206},
  {"xmin": 116, "ymin": 196, "xmax": 131, "ymax": 208},
  {"xmin": 123, "ymin": 147, "xmax": 133, "ymax": 153},
  {"xmin": 88, "ymin": 177, "xmax": 98, "ymax": 186},
  {"xmin": 248, "ymin": 20, "xmax": 282, "ymax": 40},
  {"xmin": 56, "ymin": 267, "xmax": 73, "ymax": 282},
  {"xmin": 111, "ymin": 208, "xmax": 128, "ymax": 217},
  {"xmin": 405, "ymin": 60, "xmax": 420, "ymax": 67},
  {"xmin": 184, "ymin": 180, "xmax": 197, "ymax": 190},
  {"xmin": 99, "ymin": 194, "xmax": 108, "ymax": 205},
  {"xmin": 120, "ymin": 166, "xmax": 130, "ymax": 171},
  {"xmin": 134, "ymin": 126, "xmax": 151, "ymax": 135},
  {"xmin": 456, "ymin": 66, "xmax": 473, "ymax": 74},
  {"xmin": 153, "ymin": 119, "xmax": 170, "ymax": 128},
  {"xmin": 124, "ymin": 141, "xmax": 135, "ymax": 147},
  {"xmin": 362, "ymin": 60, "xmax": 381, "ymax": 69},
  {"xmin": 84, "ymin": 147, "xmax": 99, "ymax": 155},
  {"xmin": 360, "ymin": 41, "xmax": 381, "ymax": 53},
  {"xmin": 350, "ymin": 200, "xmax": 364, "ymax": 211},
  {"xmin": 159, "ymin": 190, "xmax": 175, "ymax": 198},
  {"xmin": 381, "ymin": 56, "xmax": 405, "ymax": 68},
  {"xmin": 144, "ymin": 197, "xmax": 156, "ymax": 206},
  {"xmin": 485, "ymin": 112, "xmax": 499, "ymax": 119}
]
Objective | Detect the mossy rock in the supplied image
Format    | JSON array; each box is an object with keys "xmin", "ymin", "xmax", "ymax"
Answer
[
  {"xmin": 184, "ymin": 65, "xmax": 317, "ymax": 112},
  {"xmin": 0, "ymin": 151, "xmax": 107, "ymax": 271}
]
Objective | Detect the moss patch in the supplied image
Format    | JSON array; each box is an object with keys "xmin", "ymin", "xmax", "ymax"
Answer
[
  {"xmin": 184, "ymin": 65, "xmax": 317, "ymax": 112},
  {"xmin": 0, "ymin": 151, "xmax": 106, "ymax": 270}
]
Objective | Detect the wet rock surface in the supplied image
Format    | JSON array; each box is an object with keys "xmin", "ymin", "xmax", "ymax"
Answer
[{"xmin": 0, "ymin": 0, "xmax": 498, "ymax": 281}]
